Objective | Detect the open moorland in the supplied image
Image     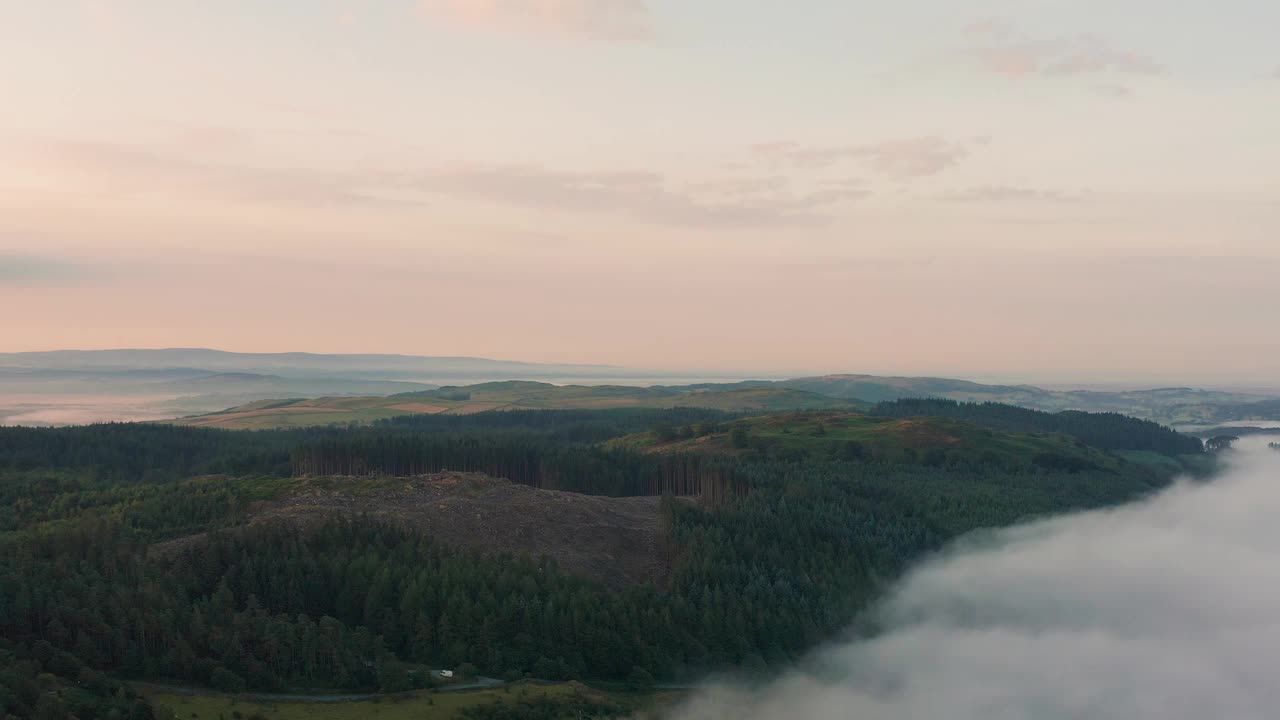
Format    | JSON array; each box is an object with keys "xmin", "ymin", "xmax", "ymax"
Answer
[{"xmin": 168, "ymin": 382, "xmax": 856, "ymax": 429}]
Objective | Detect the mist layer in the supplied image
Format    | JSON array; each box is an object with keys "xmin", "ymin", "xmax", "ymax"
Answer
[{"xmin": 673, "ymin": 443, "xmax": 1280, "ymax": 720}]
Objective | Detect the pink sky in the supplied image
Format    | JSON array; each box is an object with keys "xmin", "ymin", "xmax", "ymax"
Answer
[{"xmin": 2, "ymin": 2, "xmax": 1278, "ymax": 381}]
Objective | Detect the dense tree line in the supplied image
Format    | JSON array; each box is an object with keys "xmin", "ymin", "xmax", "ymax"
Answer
[
  {"xmin": 0, "ymin": 409, "xmax": 732, "ymax": 489},
  {"xmin": 0, "ymin": 643, "xmax": 158, "ymax": 720},
  {"xmin": 291, "ymin": 437, "xmax": 739, "ymax": 498},
  {"xmin": 377, "ymin": 407, "xmax": 730, "ymax": 444},
  {"xmin": 0, "ymin": 471, "xmax": 286, "ymax": 538},
  {"xmin": 872, "ymin": 399, "xmax": 1204, "ymax": 455},
  {"xmin": 0, "ymin": 423, "xmax": 298, "ymax": 484}
]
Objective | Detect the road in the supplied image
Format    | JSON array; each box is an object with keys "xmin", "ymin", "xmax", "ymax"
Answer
[{"xmin": 132, "ymin": 675, "xmax": 505, "ymax": 704}]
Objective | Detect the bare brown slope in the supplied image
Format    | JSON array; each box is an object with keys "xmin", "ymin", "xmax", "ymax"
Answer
[{"xmin": 160, "ymin": 473, "xmax": 671, "ymax": 590}]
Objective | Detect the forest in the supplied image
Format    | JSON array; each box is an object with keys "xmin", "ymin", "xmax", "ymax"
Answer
[
  {"xmin": 0, "ymin": 404, "xmax": 1209, "ymax": 719},
  {"xmin": 871, "ymin": 398, "xmax": 1204, "ymax": 455}
]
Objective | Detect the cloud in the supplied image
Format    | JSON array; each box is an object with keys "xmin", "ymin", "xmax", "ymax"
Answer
[
  {"xmin": 855, "ymin": 138, "xmax": 974, "ymax": 181},
  {"xmin": 752, "ymin": 138, "xmax": 974, "ymax": 180},
  {"xmin": 0, "ymin": 255, "xmax": 91, "ymax": 286},
  {"xmin": 966, "ymin": 29, "xmax": 1163, "ymax": 78},
  {"xmin": 671, "ymin": 445, "xmax": 1280, "ymax": 720},
  {"xmin": 418, "ymin": 0, "xmax": 653, "ymax": 41},
  {"xmin": 13, "ymin": 138, "xmax": 865, "ymax": 228},
  {"xmin": 942, "ymin": 185, "xmax": 1085, "ymax": 204},
  {"xmin": 408, "ymin": 165, "xmax": 858, "ymax": 227},
  {"xmin": 1044, "ymin": 37, "xmax": 1163, "ymax": 76},
  {"xmin": 962, "ymin": 17, "xmax": 1015, "ymax": 39},
  {"xmin": 687, "ymin": 176, "xmax": 792, "ymax": 197},
  {"xmin": 13, "ymin": 139, "xmax": 404, "ymax": 210},
  {"xmin": 1093, "ymin": 83, "xmax": 1135, "ymax": 99}
]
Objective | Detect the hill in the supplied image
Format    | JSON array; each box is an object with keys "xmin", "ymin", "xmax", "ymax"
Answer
[
  {"xmin": 1, "ymin": 406, "xmax": 1211, "ymax": 698},
  {"xmin": 166, "ymin": 373, "xmax": 1263, "ymax": 438},
  {"xmin": 6, "ymin": 348, "xmax": 1277, "ymax": 429},
  {"xmin": 1186, "ymin": 398, "xmax": 1280, "ymax": 424},
  {"xmin": 871, "ymin": 398, "xmax": 1205, "ymax": 455},
  {"xmin": 611, "ymin": 410, "xmax": 1128, "ymax": 474},
  {"xmin": 0, "ymin": 350, "xmax": 657, "ymax": 425},
  {"xmin": 773, "ymin": 376, "xmax": 1269, "ymax": 425},
  {"xmin": 0, "ymin": 348, "xmax": 626, "ymax": 380},
  {"xmin": 171, "ymin": 382, "xmax": 856, "ymax": 429},
  {"xmin": 779, "ymin": 374, "xmax": 1046, "ymax": 404},
  {"xmin": 157, "ymin": 472, "xmax": 672, "ymax": 590}
]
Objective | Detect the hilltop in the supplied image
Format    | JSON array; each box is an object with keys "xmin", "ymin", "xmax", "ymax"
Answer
[
  {"xmin": 610, "ymin": 410, "xmax": 1126, "ymax": 474},
  {"xmin": 165, "ymin": 373, "xmax": 1280, "ymax": 431},
  {"xmin": 778, "ymin": 374, "xmax": 1044, "ymax": 404},
  {"xmin": 170, "ymin": 382, "xmax": 856, "ymax": 429},
  {"xmin": 158, "ymin": 472, "xmax": 673, "ymax": 590},
  {"xmin": 0, "ymin": 348, "xmax": 625, "ymax": 379},
  {"xmin": 6, "ymin": 348, "xmax": 1279, "ymax": 428},
  {"xmin": 773, "ymin": 376, "xmax": 1271, "ymax": 425}
]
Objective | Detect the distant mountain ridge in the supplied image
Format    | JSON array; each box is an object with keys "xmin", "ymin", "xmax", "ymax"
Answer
[
  {"xmin": 778, "ymin": 374, "xmax": 1047, "ymax": 404},
  {"xmin": 0, "ymin": 348, "xmax": 625, "ymax": 379},
  {"xmin": 769, "ymin": 376, "xmax": 1272, "ymax": 425},
  {"xmin": 4, "ymin": 349, "xmax": 1279, "ymax": 428},
  {"xmin": 171, "ymin": 381, "xmax": 858, "ymax": 429}
]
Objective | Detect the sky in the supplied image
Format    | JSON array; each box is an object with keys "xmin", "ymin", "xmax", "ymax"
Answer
[{"xmin": 2, "ymin": 1, "xmax": 1278, "ymax": 382}]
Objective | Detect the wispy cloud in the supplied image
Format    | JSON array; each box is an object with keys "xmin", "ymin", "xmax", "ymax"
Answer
[
  {"xmin": 0, "ymin": 255, "xmax": 92, "ymax": 286},
  {"xmin": 963, "ymin": 23, "xmax": 1163, "ymax": 79},
  {"xmin": 962, "ymin": 17, "xmax": 1015, "ymax": 39},
  {"xmin": 687, "ymin": 175, "xmax": 792, "ymax": 197},
  {"xmin": 418, "ymin": 0, "xmax": 653, "ymax": 42},
  {"xmin": 14, "ymin": 140, "xmax": 400, "ymax": 209},
  {"xmin": 856, "ymin": 138, "xmax": 976, "ymax": 181},
  {"xmin": 941, "ymin": 185, "xmax": 1086, "ymax": 204},
  {"xmin": 10, "ymin": 137, "xmax": 871, "ymax": 228},
  {"xmin": 1093, "ymin": 83, "xmax": 1135, "ymax": 99},
  {"xmin": 408, "ymin": 165, "xmax": 861, "ymax": 227},
  {"xmin": 752, "ymin": 137, "xmax": 976, "ymax": 181}
]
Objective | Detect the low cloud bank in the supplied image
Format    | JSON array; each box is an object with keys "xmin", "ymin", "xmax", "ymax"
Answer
[{"xmin": 671, "ymin": 443, "xmax": 1280, "ymax": 720}]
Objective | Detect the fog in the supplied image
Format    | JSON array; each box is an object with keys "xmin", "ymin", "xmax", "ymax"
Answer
[
  {"xmin": 0, "ymin": 393, "xmax": 187, "ymax": 426},
  {"xmin": 670, "ymin": 441, "xmax": 1280, "ymax": 720}
]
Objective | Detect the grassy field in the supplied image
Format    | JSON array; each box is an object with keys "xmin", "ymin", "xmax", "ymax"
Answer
[
  {"xmin": 168, "ymin": 382, "xmax": 856, "ymax": 430},
  {"xmin": 144, "ymin": 682, "xmax": 680, "ymax": 720}
]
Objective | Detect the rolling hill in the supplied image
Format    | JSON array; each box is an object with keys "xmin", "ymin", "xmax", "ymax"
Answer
[
  {"xmin": 773, "ymin": 375, "xmax": 1271, "ymax": 424},
  {"xmin": 171, "ymin": 382, "xmax": 858, "ymax": 429},
  {"xmin": 610, "ymin": 410, "xmax": 1125, "ymax": 472},
  {"xmin": 6, "ymin": 348, "xmax": 1278, "ymax": 429},
  {"xmin": 155, "ymin": 472, "xmax": 672, "ymax": 590},
  {"xmin": 0, "ymin": 348, "xmax": 627, "ymax": 380},
  {"xmin": 166, "ymin": 372, "xmax": 1280, "ymax": 432}
]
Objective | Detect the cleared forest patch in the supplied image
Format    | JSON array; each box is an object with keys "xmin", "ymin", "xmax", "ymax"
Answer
[{"xmin": 156, "ymin": 472, "xmax": 673, "ymax": 589}]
